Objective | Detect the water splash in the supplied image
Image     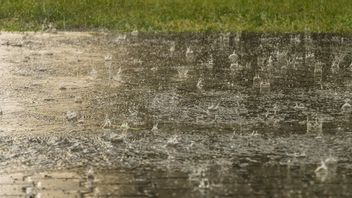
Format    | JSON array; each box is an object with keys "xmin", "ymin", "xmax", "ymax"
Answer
[
  {"xmin": 169, "ymin": 41, "xmax": 176, "ymax": 56},
  {"xmin": 290, "ymin": 35, "xmax": 301, "ymax": 44},
  {"xmin": 102, "ymin": 114, "xmax": 112, "ymax": 129},
  {"xmin": 120, "ymin": 122, "xmax": 130, "ymax": 131},
  {"xmin": 306, "ymin": 51, "xmax": 315, "ymax": 59},
  {"xmin": 165, "ymin": 135, "xmax": 180, "ymax": 160},
  {"xmin": 306, "ymin": 114, "xmax": 323, "ymax": 135},
  {"xmin": 219, "ymin": 33, "xmax": 230, "ymax": 50},
  {"xmin": 315, "ymin": 156, "xmax": 338, "ymax": 182},
  {"xmin": 207, "ymin": 102, "xmax": 220, "ymax": 111},
  {"xmin": 177, "ymin": 66, "xmax": 189, "ymax": 80},
  {"xmin": 113, "ymin": 67, "xmax": 123, "ymax": 82},
  {"xmin": 89, "ymin": 68, "xmax": 98, "ymax": 79},
  {"xmin": 293, "ymin": 102, "xmax": 306, "ymax": 110},
  {"xmin": 66, "ymin": 111, "xmax": 78, "ymax": 122},
  {"xmin": 259, "ymin": 81, "xmax": 270, "ymax": 94},
  {"xmin": 341, "ymin": 99, "xmax": 352, "ymax": 113},
  {"xmin": 197, "ymin": 78, "xmax": 204, "ymax": 91},
  {"xmin": 86, "ymin": 167, "xmax": 95, "ymax": 190},
  {"xmin": 114, "ymin": 34, "xmax": 127, "ymax": 43},
  {"xmin": 331, "ymin": 55, "xmax": 342, "ymax": 74},
  {"xmin": 314, "ymin": 62, "xmax": 323, "ymax": 87},
  {"xmin": 131, "ymin": 30, "xmax": 139, "ymax": 37},
  {"xmin": 198, "ymin": 178, "xmax": 210, "ymax": 189},
  {"xmin": 188, "ymin": 164, "xmax": 213, "ymax": 191},
  {"xmin": 167, "ymin": 135, "xmax": 180, "ymax": 145},
  {"xmin": 228, "ymin": 50, "xmax": 241, "ymax": 71},
  {"xmin": 287, "ymin": 56, "xmax": 297, "ymax": 70},
  {"xmin": 205, "ymin": 54, "xmax": 214, "ymax": 70},
  {"xmin": 276, "ymin": 50, "xmax": 288, "ymax": 61},
  {"xmin": 151, "ymin": 122, "xmax": 159, "ymax": 132},
  {"xmin": 74, "ymin": 95, "xmax": 83, "ymax": 104},
  {"xmin": 105, "ymin": 54, "xmax": 113, "ymax": 81},
  {"xmin": 253, "ymin": 74, "xmax": 261, "ymax": 89},
  {"xmin": 104, "ymin": 54, "xmax": 113, "ymax": 62},
  {"xmin": 267, "ymin": 55, "xmax": 273, "ymax": 68},
  {"xmin": 186, "ymin": 47, "xmax": 194, "ymax": 62}
]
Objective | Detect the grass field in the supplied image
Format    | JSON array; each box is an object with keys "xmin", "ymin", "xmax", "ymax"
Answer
[{"xmin": 0, "ymin": 0, "xmax": 352, "ymax": 32}]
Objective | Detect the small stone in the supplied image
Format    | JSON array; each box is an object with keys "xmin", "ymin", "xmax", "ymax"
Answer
[
  {"xmin": 45, "ymin": 52, "xmax": 54, "ymax": 56},
  {"xmin": 44, "ymin": 98, "xmax": 54, "ymax": 102},
  {"xmin": 38, "ymin": 68, "xmax": 47, "ymax": 72}
]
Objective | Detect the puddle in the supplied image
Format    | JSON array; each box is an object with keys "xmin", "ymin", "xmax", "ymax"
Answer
[
  {"xmin": 0, "ymin": 32, "xmax": 352, "ymax": 197},
  {"xmin": 0, "ymin": 164, "xmax": 351, "ymax": 197}
]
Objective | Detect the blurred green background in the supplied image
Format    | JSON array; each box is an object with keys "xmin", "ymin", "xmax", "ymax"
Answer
[{"xmin": 0, "ymin": 0, "xmax": 351, "ymax": 32}]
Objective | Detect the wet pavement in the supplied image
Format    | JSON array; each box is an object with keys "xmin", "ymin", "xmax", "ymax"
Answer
[{"xmin": 0, "ymin": 32, "xmax": 352, "ymax": 197}]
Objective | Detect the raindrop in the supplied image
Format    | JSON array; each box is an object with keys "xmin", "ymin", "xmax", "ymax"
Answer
[
  {"xmin": 186, "ymin": 47, "xmax": 194, "ymax": 62},
  {"xmin": 169, "ymin": 41, "xmax": 176, "ymax": 55},
  {"xmin": 167, "ymin": 135, "xmax": 179, "ymax": 145},
  {"xmin": 259, "ymin": 80, "xmax": 270, "ymax": 94},
  {"xmin": 290, "ymin": 35, "xmax": 301, "ymax": 44},
  {"xmin": 315, "ymin": 156, "xmax": 337, "ymax": 182},
  {"xmin": 89, "ymin": 68, "xmax": 98, "ymax": 79},
  {"xmin": 151, "ymin": 122, "xmax": 159, "ymax": 132},
  {"xmin": 253, "ymin": 74, "xmax": 261, "ymax": 89},
  {"xmin": 293, "ymin": 102, "xmax": 305, "ymax": 110},
  {"xmin": 208, "ymin": 102, "xmax": 220, "ymax": 111},
  {"xmin": 105, "ymin": 54, "xmax": 113, "ymax": 80},
  {"xmin": 306, "ymin": 51, "xmax": 314, "ymax": 59},
  {"xmin": 272, "ymin": 104, "xmax": 279, "ymax": 115},
  {"xmin": 66, "ymin": 111, "xmax": 78, "ymax": 122},
  {"xmin": 314, "ymin": 62, "xmax": 323, "ymax": 80},
  {"xmin": 113, "ymin": 67, "xmax": 123, "ymax": 82},
  {"xmin": 229, "ymin": 50, "xmax": 241, "ymax": 71},
  {"xmin": 115, "ymin": 34, "xmax": 127, "ymax": 42},
  {"xmin": 177, "ymin": 66, "xmax": 189, "ymax": 80},
  {"xmin": 102, "ymin": 114, "xmax": 112, "ymax": 129},
  {"xmin": 267, "ymin": 55, "xmax": 273, "ymax": 67},
  {"xmin": 121, "ymin": 122, "xmax": 130, "ymax": 131},
  {"xmin": 94, "ymin": 188, "xmax": 101, "ymax": 197},
  {"xmin": 74, "ymin": 96, "xmax": 83, "ymax": 103},
  {"xmin": 104, "ymin": 54, "xmax": 113, "ymax": 62},
  {"xmin": 131, "ymin": 30, "xmax": 139, "ymax": 37},
  {"xmin": 198, "ymin": 178, "xmax": 210, "ymax": 189},
  {"xmin": 306, "ymin": 115, "xmax": 323, "ymax": 134},
  {"xmin": 341, "ymin": 99, "xmax": 352, "ymax": 113},
  {"xmin": 229, "ymin": 50, "xmax": 238, "ymax": 62},
  {"xmin": 86, "ymin": 167, "xmax": 95, "ymax": 190},
  {"xmin": 331, "ymin": 59, "xmax": 340, "ymax": 74},
  {"xmin": 219, "ymin": 33, "xmax": 230, "ymax": 49},
  {"xmin": 196, "ymin": 78, "xmax": 204, "ymax": 91},
  {"xmin": 205, "ymin": 54, "xmax": 214, "ymax": 70}
]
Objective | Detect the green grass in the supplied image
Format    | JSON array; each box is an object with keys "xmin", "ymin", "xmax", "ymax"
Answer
[{"xmin": 1, "ymin": 0, "xmax": 352, "ymax": 32}]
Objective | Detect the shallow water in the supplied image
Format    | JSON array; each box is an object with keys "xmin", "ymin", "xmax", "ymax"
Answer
[
  {"xmin": 0, "ymin": 32, "xmax": 352, "ymax": 197},
  {"xmin": 1, "ymin": 165, "xmax": 351, "ymax": 197}
]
